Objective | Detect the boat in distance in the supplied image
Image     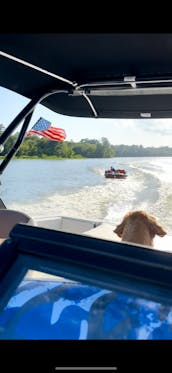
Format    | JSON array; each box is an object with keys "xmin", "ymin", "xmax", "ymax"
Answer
[{"xmin": 104, "ymin": 168, "xmax": 127, "ymax": 179}]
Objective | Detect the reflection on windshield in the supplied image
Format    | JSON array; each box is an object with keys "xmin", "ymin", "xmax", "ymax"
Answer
[{"xmin": 0, "ymin": 270, "xmax": 171, "ymax": 340}]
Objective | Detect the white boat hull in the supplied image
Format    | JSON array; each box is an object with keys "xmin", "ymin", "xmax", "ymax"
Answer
[{"xmin": 35, "ymin": 215, "xmax": 172, "ymax": 253}]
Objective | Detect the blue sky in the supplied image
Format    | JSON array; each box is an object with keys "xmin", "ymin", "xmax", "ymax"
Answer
[{"xmin": 1, "ymin": 86, "xmax": 172, "ymax": 147}]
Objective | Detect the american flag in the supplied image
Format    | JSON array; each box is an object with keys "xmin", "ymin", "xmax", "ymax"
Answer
[{"xmin": 26, "ymin": 117, "xmax": 66, "ymax": 141}]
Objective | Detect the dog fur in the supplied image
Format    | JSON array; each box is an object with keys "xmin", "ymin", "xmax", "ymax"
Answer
[{"xmin": 113, "ymin": 210, "xmax": 167, "ymax": 247}]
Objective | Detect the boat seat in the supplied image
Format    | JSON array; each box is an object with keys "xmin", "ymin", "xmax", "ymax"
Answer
[{"xmin": 0, "ymin": 208, "xmax": 35, "ymax": 240}]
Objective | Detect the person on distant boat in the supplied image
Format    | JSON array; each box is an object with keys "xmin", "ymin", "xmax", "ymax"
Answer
[{"xmin": 110, "ymin": 166, "xmax": 115, "ymax": 174}]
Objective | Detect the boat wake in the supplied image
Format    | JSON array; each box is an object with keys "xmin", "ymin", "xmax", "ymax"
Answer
[{"xmin": 4, "ymin": 158, "xmax": 172, "ymax": 234}]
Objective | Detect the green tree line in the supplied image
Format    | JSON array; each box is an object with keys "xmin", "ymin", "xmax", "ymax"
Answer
[
  {"xmin": 1, "ymin": 125, "xmax": 172, "ymax": 158},
  {"xmin": 113, "ymin": 144, "xmax": 172, "ymax": 157},
  {"xmin": 0, "ymin": 129, "xmax": 115, "ymax": 159}
]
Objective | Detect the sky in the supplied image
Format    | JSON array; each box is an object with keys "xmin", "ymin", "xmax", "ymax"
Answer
[{"xmin": 1, "ymin": 86, "xmax": 172, "ymax": 147}]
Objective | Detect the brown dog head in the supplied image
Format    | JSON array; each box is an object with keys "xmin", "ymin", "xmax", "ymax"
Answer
[{"xmin": 113, "ymin": 210, "xmax": 167, "ymax": 244}]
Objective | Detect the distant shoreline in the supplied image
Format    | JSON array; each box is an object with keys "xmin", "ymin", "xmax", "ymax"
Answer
[
  {"xmin": 1, "ymin": 155, "xmax": 172, "ymax": 160},
  {"xmin": 0, "ymin": 156, "xmax": 85, "ymax": 160}
]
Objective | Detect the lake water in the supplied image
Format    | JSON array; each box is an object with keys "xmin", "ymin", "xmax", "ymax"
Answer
[{"xmin": 1, "ymin": 157, "xmax": 172, "ymax": 233}]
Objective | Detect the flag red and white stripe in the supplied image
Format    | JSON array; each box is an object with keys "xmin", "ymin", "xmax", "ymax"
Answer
[{"xmin": 26, "ymin": 117, "xmax": 66, "ymax": 142}]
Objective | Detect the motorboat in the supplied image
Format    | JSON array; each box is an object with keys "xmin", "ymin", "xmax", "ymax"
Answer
[
  {"xmin": 0, "ymin": 34, "xmax": 172, "ymax": 369},
  {"xmin": 104, "ymin": 168, "xmax": 127, "ymax": 179}
]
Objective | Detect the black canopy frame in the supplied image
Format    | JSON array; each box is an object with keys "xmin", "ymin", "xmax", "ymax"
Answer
[
  {"xmin": 0, "ymin": 89, "xmax": 70, "ymax": 175},
  {"xmin": 1, "ymin": 34, "xmax": 172, "ymax": 119}
]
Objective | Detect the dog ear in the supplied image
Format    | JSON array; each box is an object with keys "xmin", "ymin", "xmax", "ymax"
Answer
[
  {"xmin": 149, "ymin": 220, "xmax": 167, "ymax": 237},
  {"xmin": 113, "ymin": 220, "xmax": 125, "ymax": 237}
]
